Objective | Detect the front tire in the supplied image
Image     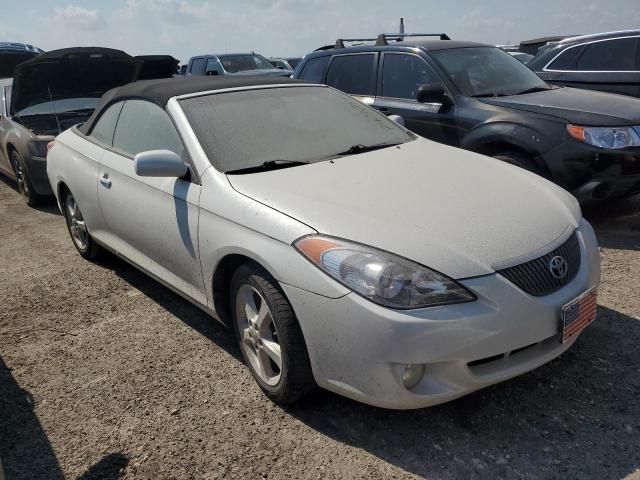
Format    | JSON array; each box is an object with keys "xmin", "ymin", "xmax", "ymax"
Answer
[
  {"xmin": 230, "ymin": 263, "xmax": 315, "ymax": 404},
  {"xmin": 62, "ymin": 190, "xmax": 101, "ymax": 260},
  {"xmin": 11, "ymin": 151, "xmax": 43, "ymax": 207},
  {"xmin": 493, "ymin": 150, "xmax": 542, "ymax": 176}
]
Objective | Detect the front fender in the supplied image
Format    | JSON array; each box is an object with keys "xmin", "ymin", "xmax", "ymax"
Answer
[
  {"xmin": 199, "ymin": 206, "xmax": 351, "ymax": 315},
  {"xmin": 461, "ymin": 121, "xmax": 556, "ymax": 158}
]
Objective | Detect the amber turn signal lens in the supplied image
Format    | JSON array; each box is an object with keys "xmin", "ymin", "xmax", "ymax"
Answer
[
  {"xmin": 294, "ymin": 237, "xmax": 338, "ymax": 264},
  {"xmin": 566, "ymin": 124, "xmax": 586, "ymax": 142}
]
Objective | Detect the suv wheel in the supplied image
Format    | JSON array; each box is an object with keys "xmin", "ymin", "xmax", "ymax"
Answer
[
  {"xmin": 11, "ymin": 151, "xmax": 43, "ymax": 207},
  {"xmin": 493, "ymin": 151, "xmax": 542, "ymax": 175},
  {"xmin": 230, "ymin": 263, "xmax": 315, "ymax": 404}
]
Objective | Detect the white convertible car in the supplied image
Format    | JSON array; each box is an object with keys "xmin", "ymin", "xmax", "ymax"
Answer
[{"xmin": 47, "ymin": 76, "xmax": 600, "ymax": 409}]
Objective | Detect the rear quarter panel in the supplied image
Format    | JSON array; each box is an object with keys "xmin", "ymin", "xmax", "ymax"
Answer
[{"xmin": 47, "ymin": 128, "xmax": 106, "ymax": 234}]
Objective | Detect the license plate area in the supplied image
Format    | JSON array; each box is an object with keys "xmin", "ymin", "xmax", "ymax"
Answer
[{"xmin": 561, "ymin": 288, "xmax": 597, "ymax": 343}]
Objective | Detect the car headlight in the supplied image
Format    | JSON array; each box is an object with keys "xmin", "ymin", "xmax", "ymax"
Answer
[
  {"xmin": 294, "ymin": 235, "xmax": 476, "ymax": 309},
  {"xmin": 567, "ymin": 124, "xmax": 640, "ymax": 149}
]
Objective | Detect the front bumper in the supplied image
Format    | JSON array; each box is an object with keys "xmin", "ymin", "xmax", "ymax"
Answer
[
  {"xmin": 282, "ymin": 220, "xmax": 600, "ymax": 409},
  {"xmin": 542, "ymin": 140, "xmax": 640, "ymax": 204},
  {"xmin": 25, "ymin": 155, "xmax": 53, "ymax": 196}
]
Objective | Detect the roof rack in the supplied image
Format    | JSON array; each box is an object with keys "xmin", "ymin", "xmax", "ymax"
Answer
[
  {"xmin": 375, "ymin": 33, "xmax": 451, "ymax": 46},
  {"xmin": 332, "ymin": 37, "xmax": 378, "ymax": 49},
  {"xmin": 329, "ymin": 33, "xmax": 450, "ymax": 50}
]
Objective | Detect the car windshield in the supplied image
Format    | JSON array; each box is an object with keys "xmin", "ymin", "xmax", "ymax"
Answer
[
  {"xmin": 180, "ymin": 86, "xmax": 414, "ymax": 173},
  {"xmin": 219, "ymin": 54, "xmax": 275, "ymax": 73},
  {"xmin": 432, "ymin": 47, "xmax": 550, "ymax": 97}
]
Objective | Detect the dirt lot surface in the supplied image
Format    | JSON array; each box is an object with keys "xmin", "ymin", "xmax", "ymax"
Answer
[{"xmin": 0, "ymin": 177, "xmax": 639, "ymax": 480}]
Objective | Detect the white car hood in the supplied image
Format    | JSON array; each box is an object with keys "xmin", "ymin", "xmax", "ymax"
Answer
[{"xmin": 227, "ymin": 138, "xmax": 581, "ymax": 279}]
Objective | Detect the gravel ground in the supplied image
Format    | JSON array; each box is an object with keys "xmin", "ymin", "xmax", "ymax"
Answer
[{"xmin": 0, "ymin": 176, "xmax": 639, "ymax": 480}]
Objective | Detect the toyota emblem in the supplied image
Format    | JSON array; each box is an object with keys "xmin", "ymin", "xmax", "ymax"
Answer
[{"xmin": 549, "ymin": 256, "xmax": 569, "ymax": 280}]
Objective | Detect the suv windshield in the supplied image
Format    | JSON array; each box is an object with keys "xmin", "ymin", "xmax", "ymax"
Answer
[
  {"xmin": 180, "ymin": 86, "xmax": 414, "ymax": 172},
  {"xmin": 219, "ymin": 54, "xmax": 275, "ymax": 73},
  {"xmin": 432, "ymin": 47, "xmax": 550, "ymax": 97}
]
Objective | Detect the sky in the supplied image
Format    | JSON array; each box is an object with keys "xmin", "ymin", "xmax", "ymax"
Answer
[{"xmin": 1, "ymin": 0, "xmax": 639, "ymax": 63}]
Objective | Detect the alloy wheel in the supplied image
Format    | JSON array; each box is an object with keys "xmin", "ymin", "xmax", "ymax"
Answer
[
  {"xmin": 12, "ymin": 157, "xmax": 28, "ymax": 199},
  {"xmin": 65, "ymin": 194, "xmax": 88, "ymax": 251},
  {"xmin": 235, "ymin": 284, "xmax": 282, "ymax": 386}
]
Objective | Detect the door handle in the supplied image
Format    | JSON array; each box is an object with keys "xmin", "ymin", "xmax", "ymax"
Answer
[{"xmin": 99, "ymin": 173, "xmax": 112, "ymax": 188}]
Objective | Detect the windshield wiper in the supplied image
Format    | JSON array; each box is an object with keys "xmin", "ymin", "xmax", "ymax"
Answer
[
  {"xmin": 226, "ymin": 159, "xmax": 310, "ymax": 174},
  {"xmin": 471, "ymin": 92, "xmax": 510, "ymax": 98},
  {"xmin": 330, "ymin": 142, "xmax": 401, "ymax": 158},
  {"xmin": 512, "ymin": 86, "xmax": 552, "ymax": 95}
]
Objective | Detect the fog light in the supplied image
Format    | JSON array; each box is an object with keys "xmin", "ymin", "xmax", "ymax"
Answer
[{"xmin": 401, "ymin": 364, "xmax": 425, "ymax": 389}]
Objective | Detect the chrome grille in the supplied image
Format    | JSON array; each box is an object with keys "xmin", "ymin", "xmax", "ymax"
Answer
[{"xmin": 498, "ymin": 232, "xmax": 581, "ymax": 296}]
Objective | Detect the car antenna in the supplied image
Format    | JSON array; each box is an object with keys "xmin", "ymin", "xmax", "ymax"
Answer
[{"xmin": 47, "ymin": 86, "xmax": 62, "ymax": 134}]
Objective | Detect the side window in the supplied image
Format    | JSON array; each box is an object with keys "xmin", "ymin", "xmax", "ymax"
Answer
[
  {"xmin": 382, "ymin": 54, "xmax": 439, "ymax": 99},
  {"xmin": 326, "ymin": 54, "xmax": 376, "ymax": 95},
  {"xmin": 4, "ymin": 85, "xmax": 10, "ymax": 115},
  {"xmin": 89, "ymin": 101, "xmax": 124, "ymax": 146},
  {"xmin": 298, "ymin": 56, "xmax": 330, "ymax": 83},
  {"xmin": 1, "ymin": 86, "xmax": 6, "ymax": 116},
  {"xmin": 205, "ymin": 58, "xmax": 220, "ymax": 75},
  {"xmin": 190, "ymin": 58, "xmax": 205, "ymax": 75},
  {"xmin": 577, "ymin": 37, "xmax": 639, "ymax": 71},
  {"xmin": 112, "ymin": 100, "xmax": 184, "ymax": 158},
  {"xmin": 547, "ymin": 45, "xmax": 586, "ymax": 70}
]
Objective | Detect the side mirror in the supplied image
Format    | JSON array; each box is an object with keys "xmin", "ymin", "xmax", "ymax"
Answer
[
  {"xmin": 388, "ymin": 114, "xmax": 405, "ymax": 127},
  {"xmin": 416, "ymin": 83, "xmax": 446, "ymax": 104},
  {"xmin": 134, "ymin": 150, "xmax": 188, "ymax": 178}
]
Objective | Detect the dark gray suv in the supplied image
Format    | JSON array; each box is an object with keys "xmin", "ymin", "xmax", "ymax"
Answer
[{"xmin": 293, "ymin": 33, "xmax": 640, "ymax": 203}]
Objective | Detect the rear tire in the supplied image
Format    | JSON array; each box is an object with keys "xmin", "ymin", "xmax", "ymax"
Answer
[
  {"xmin": 230, "ymin": 263, "xmax": 315, "ymax": 404},
  {"xmin": 493, "ymin": 150, "xmax": 542, "ymax": 176},
  {"xmin": 11, "ymin": 151, "xmax": 44, "ymax": 207},
  {"xmin": 62, "ymin": 190, "xmax": 101, "ymax": 260}
]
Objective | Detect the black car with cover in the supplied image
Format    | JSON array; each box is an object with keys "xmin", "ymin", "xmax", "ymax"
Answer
[{"xmin": 0, "ymin": 47, "xmax": 139, "ymax": 206}]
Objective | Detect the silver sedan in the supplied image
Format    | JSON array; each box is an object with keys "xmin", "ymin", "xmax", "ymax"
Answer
[{"xmin": 47, "ymin": 77, "xmax": 600, "ymax": 409}]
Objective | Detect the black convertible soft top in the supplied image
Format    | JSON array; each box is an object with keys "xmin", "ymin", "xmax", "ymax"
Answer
[{"xmin": 79, "ymin": 75, "xmax": 305, "ymax": 134}]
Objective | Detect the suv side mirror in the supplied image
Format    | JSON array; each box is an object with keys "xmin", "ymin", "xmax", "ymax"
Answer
[
  {"xmin": 416, "ymin": 83, "xmax": 447, "ymax": 104},
  {"xmin": 388, "ymin": 114, "xmax": 405, "ymax": 127},
  {"xmin": 134, "ymin": 150, "xmax": 188, "ymax": 178}
]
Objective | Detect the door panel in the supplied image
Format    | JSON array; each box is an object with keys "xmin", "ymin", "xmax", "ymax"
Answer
[
  {"xmin": 98, "ymin": 149, "xmax": 206, "ymax": 303},
  {"xmin": 374, "ymin": 52, "xmax": 461, "ymax": 146},
  {"xmin": 374, "ymin": 97, "xmax": 460, "ymax": 145}
]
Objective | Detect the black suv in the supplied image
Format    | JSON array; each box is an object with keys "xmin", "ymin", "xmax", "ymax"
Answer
[
  {"xmin": 528, "ymin": 30, "xmax": 640, "ymax": 98},
  {"xmin": 293, "ymin": 34, "xmax": 640, "ymax": 203}
]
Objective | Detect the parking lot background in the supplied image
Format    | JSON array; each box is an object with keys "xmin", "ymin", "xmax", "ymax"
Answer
[{"xmin": 0, "ymin": 178, "xmax": 639, "ymax": 479}]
